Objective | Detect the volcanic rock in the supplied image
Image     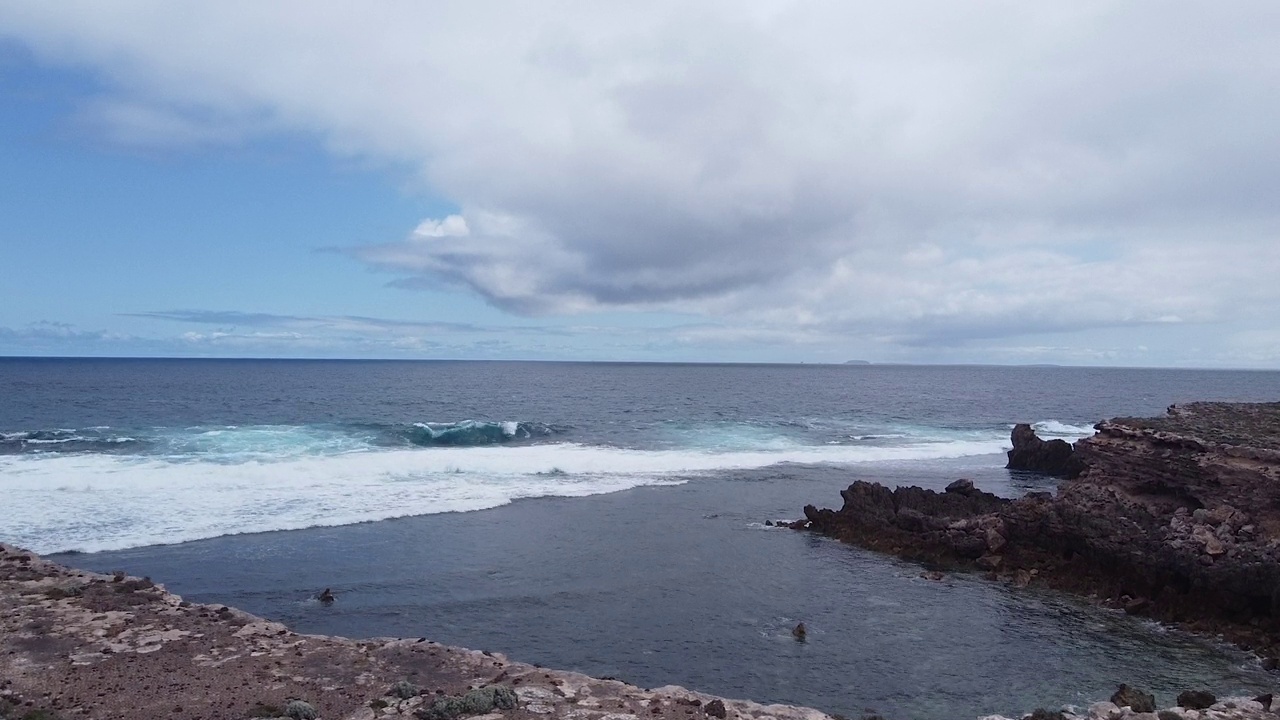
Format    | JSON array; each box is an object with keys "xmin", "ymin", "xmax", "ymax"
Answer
[
  {"xmin": 797, "ymin": 402, "xmax": 1280, "ymax": 655},
  {"xmin": 1006, "ymin": 424, "xmax": 1085, "ymax": 477}
]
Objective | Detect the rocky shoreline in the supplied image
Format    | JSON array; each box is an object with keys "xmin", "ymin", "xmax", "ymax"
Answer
[{"xmin": 796, "ymin": 403, "xmax": 1280, "ymax": 698}]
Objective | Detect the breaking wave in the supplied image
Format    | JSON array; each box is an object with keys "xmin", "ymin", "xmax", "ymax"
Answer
[
  {"xmin": 1, "ymin": 434, "xmax": 1008, "ymax": 555},
  {"xmin": 0, "ymin": 415, "xmax": 1101, "ymax": 554},
  {"xmin": 0, "ymin": 428, "xmax": 144, "ymax": 455},
  {"xmin": 0, "ymin": 420, "xmax": 561, "ymax": 458},
  {"xmin": 1029, "ymin": 420, "xmax": 1097, "ymax": 438},
  {"xmin": 404, "ymin": 420, "xmax": 557, "ymax": 446}
]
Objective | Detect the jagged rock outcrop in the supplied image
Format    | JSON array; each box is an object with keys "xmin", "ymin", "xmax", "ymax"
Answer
[
  {"xmin": 1005, "ymin": 424, "xmax": 1085, "ymax": 477},
  {"xmin": 801, "ymin": 479, "xmax": 1009, "ymax": 564},
  {"xmin": 797, "ymin": 402, "xmax": 1280, "ymax": 656}
]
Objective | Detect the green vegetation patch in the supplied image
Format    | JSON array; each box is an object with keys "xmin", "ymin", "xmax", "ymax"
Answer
[{"xmin": 415, "ymin": 685, "xmax": 519, "ymax": 720}]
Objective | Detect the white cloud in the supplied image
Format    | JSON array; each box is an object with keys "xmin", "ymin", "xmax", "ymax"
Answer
[
  {"xmin": 3, "ymin": 2, "xmax": 1279, "ymax": 359},
  {"xmin": 412, "ymin": 215, "xmax": 469, "ymax": 239}
]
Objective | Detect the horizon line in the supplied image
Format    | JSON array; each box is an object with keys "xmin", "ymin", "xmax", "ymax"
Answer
[{"xmin": 1, "ymin": 354, "xmax": 1278, "ymax": 373}]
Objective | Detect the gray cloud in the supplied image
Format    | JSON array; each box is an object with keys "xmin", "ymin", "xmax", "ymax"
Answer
[{"xmin": 3, "ymin": 3, "xmax": 1279, "ymax": 355}]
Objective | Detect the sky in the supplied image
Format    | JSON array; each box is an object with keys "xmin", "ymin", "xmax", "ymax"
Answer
[{"xmin": 1, "ymin": 2, "xmax": 1279, "ymax": 367}]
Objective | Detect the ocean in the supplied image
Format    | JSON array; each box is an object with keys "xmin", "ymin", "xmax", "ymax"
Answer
[{"xmin": 3, "ymin": 358, "xmax": 1279, "ymax": 718}]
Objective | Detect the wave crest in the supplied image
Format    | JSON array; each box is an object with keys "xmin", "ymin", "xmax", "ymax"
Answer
[
  {"xmin": 404, "ymin": 420, "xmax": 557, "ymax": 446},
  {"xmin": 0, "ymin": 428, "xmax": 142, "ymax": 455}
]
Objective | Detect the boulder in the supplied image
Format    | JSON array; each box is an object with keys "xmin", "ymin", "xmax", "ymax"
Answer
[
  {"xmin": 1006, "ymin": 424, "xmax": 1085, "ymax": 476},
  {"xmin": 1175, "ymin": 690, "xmax": 1215, "ymax": 709},
  {"xmin": 1111, "ymin": 684, "xmax": 1156, "ymax": 713}
]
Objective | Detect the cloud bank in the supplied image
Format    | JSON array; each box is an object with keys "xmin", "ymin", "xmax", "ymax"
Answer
[{"xmin": 3, "ymin": 2, "xmax": 1279, "ymax": 355}]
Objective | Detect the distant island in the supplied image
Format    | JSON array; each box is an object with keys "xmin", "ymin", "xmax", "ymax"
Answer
[{"xmin": 843, "ymin": 360, "xmax": 871, "ymax": 365}]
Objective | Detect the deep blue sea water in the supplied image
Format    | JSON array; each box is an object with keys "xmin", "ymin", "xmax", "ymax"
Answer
[{"xmin": 3, "ymin": 359, "xmax": 1280, "ymax": 719}]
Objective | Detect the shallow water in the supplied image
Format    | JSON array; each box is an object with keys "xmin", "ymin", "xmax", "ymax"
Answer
[{"xmin": 57, "ymin": 459, "xmax": 1278, "ymax": 720}]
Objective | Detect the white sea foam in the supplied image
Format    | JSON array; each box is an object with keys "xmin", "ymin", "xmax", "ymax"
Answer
[
  {"xmin": 0, "ymin": 437, "xmax": 1006, "ymax": 554},
  {"xmin": 1029, "ymin": 420, "xmax": 1097, "ymax": 438},
  {"xmin": 156, "ymin": 424, "xmax": 370, "ymax": 458}
]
